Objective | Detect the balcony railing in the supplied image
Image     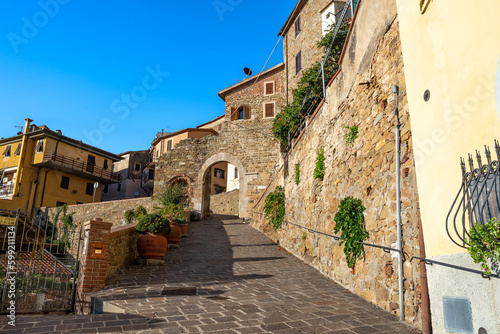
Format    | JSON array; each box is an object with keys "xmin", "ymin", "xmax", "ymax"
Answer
[
  {"xmin": 41, "ymin": 152, "xmax": 121, "ymax": 183},
  {"xmin": 142, "ymin": 169, "xmax": 154, "ymax": 184},
  {"xmin": 0, "ymin": 184, "xmax": 13, "ymax": 197}
]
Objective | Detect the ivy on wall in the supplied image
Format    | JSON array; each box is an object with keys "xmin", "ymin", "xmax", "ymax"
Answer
[{"xmin": 263, "ymin": 186, "xmax": 285, "ymax": 230}]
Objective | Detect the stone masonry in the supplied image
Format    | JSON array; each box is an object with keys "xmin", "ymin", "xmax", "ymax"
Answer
[
  {"xmin": 155, "ymin": 65, "xmax": 285, "ymax": 219},
  {"xmin": 252, "ymin": 1, "xmax": 423, "ymax": 330},
  {"xmin": 210, "ymin": 189, "xmax": 239, "ymax": 215}
]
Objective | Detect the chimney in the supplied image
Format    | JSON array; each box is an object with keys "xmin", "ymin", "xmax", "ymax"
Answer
[{"xmin": 23, "ymin": 118, "xmax": 33, "ymax": 134}]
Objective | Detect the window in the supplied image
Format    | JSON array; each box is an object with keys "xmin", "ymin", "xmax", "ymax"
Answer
[
  {"xmin": 135, "ymin": 163, "xmax": 141, "ymax": 171},
  {"xmin": 103, "ymin": 159, "xmax": 108, "ymax": 170},
  {"xmin": 35, "ymin": 139, "xmax": 44, "ymax": 153},
  {"xmin": 60, "ymin": 176, "xmax": 70, "ymax": 189},
  {"xmin": 167, "ymin": 139, "xmax": 173, "ymax": 152},
  {"xmin": 218, "ymin": 123, "xmax": 222, "ymax": 131},
  {"xmin": 264, "ymin": 102, "xmax": 275, "ymax": 118},
  {"xmin": 86, "ymin": 155, "xmax": 96, "ymax": 173},
  {"xmin": 296, "ymin": 51, "xmax": 302, "ymax": 75},
  {"xmin": 231, "ymin": 105, "xmax": 251, "ymax": 120},
  {"xmin": 264, "ymin": 81, "xmax": 275, "ymax": 96},
  {"xmin": 56, "ymin": 201, "xmax": 66, "ymax": 207},
  {"xmin": 2, "ymin": 145, "xmax": 11, "ymax": 157},
  {"xmin": 117, "ymin": 183, "xmax": 122, "ymax": 192},
  {"xmin": 295, "ymin": 15, "xmax": 301, "ymax": 37},
  {"xmin": 14, "ymin": 143, "xmax": 21, "ymax": 156},
  {"xmin": 76, "ymin": 201, "xmax": 84, "ymax": 205},
  {"xmin": 214, "ymin": 168, "xmax": 225, "ymax": 179},
  {"xmin": 85, "ymin": 183, "xmax": 93, "ymax": 196},
  {"xmin": 234, "ymin": 167, "xmax": 238, "ymax": 179},
  {"xmin": 103, "ymin": 184, "xmax": 108, "ymax": 193}
]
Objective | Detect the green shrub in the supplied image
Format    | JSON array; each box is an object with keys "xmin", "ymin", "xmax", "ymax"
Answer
[
  {"xmin": 160, "ymin": 203, "xmax": 185, "ymax": 222},
  {"xmin": 467, "ymin": 217, "xmax": 500, "ymax": 275},
  {"xmin": 134, "ymin": 206, "xmax": 147, "ymax": 220},
  {"xmin": 158, "ymin": 183, "xmax": 189, "ymax": 208},
  {"xmin": 124, "ymin": 209, "xmax": 134, "ymax": 224},
  {"xmin": 313, "ymin": 147, "xmax": 325, "ymax": 179},
  {"xmin": 344, "ymin": 125, "xmax": 359, "ymax": 147},
  {"xmin": 263, "ymin": 186, "xmax": 285, "ymax": 230},
  {"xmin": 334, "ymin": 197, "xmax": 368, "ymax": 268},
  {"xmin": 135, "ymin": 213, "xmax": 171, "ymax": 235}
]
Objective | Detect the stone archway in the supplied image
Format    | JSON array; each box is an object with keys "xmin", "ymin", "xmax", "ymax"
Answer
[{"xmin": 195, "ymin": 153, "xmax": 247, "ymax": 219}]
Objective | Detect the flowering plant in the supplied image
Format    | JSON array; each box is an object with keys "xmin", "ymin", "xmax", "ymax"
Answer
[{"xmin": 135, "ymin": 213, "xmax": 171, "ymax": 235}]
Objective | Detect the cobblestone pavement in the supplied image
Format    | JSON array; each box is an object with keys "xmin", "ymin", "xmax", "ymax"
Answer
[{"xmin": 1, "ymin": 215, "xmax": 421, "ymax": 333}]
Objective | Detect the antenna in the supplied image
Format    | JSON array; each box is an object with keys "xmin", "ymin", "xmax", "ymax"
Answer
[{"xmin": 14, "ymin": 124, "xmax": 23, "ymax": 133}]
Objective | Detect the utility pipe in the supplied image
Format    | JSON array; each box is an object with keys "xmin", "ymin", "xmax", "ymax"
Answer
[
  {"xmin": 418, "ymin": 205, "xmax": 432, "ymax": 333},
  {"xmin": 394, "ymin": 84, "xmax": 404, "ymax": 321}
]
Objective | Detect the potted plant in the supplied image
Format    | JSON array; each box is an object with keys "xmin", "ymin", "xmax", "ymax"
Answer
[
  {"xmin": 160, "ymin": 203, "xmax": 185, "ymax": 245},
  {"xmin": 467, "ymin": 217, "xmax": 500, "ymax": 275},
  {"xmin": 174, "ymin": 216, "xmax": 188, "ymax": 236},
  {"xmin": 136, "ymin": 213, "xmax": 171, "ymax": 259}
]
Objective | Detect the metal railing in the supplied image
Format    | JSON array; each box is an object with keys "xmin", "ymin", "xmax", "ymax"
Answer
[{"xmin": 41, "ymin": 152, "xmax": 121, "ymax": 182}]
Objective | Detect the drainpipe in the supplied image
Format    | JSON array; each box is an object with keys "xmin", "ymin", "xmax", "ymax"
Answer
[
  {"xmin": 418, "ymin": 205, "xmax": 432, "ymax": 333},
  {"xmin": 12, "ymin": 118, "xmax": 33, "ymax": 198},
  {"xmin": 285, "ymin": 34, "xmax": 289, "ymax": 104},
  {"xmin": 394, "ymin": 84, "xmax": 404, "ymax": 321}
]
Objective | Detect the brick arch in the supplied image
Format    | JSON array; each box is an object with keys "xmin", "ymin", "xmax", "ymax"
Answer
[
  {"xmin": 167, "ymin": 174, "xmax": 194, "ymax": 198},
  {"xmin": 196, "ymin": 153, "xmax": 247, "ymax": 219}
]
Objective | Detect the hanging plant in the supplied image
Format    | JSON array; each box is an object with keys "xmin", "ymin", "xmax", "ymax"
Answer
[
  {"xmin": 295, "ymin": 164, "xmax": 300, "ymax": 185},
  {"xmin": 334, "ymin": 197, "xmax": 368, "ymax": 268},
  {"xmin": 344, "ymin": 125, "xmax": 359, "ymax": 147},
  {"xmin": 263, "ymin": 186, "xmax": 285, "ymax": 230},
  {"xmin": 313, "ymin": 146, "xmax": 325, "ymax": 179},
  {"xmin": 466, "ymin": 217, "xmax": 500, "ymax": 275}
]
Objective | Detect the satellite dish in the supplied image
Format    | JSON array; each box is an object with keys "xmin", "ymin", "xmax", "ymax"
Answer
[
  {"xmin": 243, "ymin": 67, "xmax": 252, "ymax": 77},
  {"xmin": 134, "ymin": 191, "xmax": 140, "ymax": 197}
]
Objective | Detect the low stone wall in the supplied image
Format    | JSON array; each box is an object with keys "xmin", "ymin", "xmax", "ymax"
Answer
[
  {"xmin": 46, "ymin": 197, "xmax": 157, "ymax": 228},
  {"xmin": 210, "ymin": 189, "xmax": 239, "ymax": 215},
  {"xmin": 106, "ymin": 224, "xmax": 141, "ymax": 279}
]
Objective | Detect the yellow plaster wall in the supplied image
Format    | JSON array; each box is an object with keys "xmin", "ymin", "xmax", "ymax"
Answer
[
  {"xmin": 0, "ymin": 140, "xmax": 22, "ymax": 169},
  {"xmin": 397, "ymin": 0, "xmax": 500, "ymax": 257}
]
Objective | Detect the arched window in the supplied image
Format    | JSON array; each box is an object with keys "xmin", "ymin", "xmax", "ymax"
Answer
[{"xmin": 231, "ymin": 105, "xmax": 251, "ymax": 120}]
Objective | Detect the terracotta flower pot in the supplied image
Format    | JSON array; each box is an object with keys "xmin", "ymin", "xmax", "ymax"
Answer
[
  {"xmin": 165, "ymin": 224, "xmax": 182, "ymax": 245},
  {"xmin": 137, "ymin": 233, "xmax": 168, "ymax": 260},
  {"xmin": 178, "ymin": 224, "xmax": 188, "ymax": 236}
]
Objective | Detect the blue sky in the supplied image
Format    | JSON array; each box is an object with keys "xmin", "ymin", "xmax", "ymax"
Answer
[{"xmin": 0, "ymin": 0, "xmax": 294, "ymax": 154}]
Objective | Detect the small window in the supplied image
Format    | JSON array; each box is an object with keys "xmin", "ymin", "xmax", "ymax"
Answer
[
  {"xmin": 60, "ymin": 176, "xmax": 70, "ymax": 189},
  {"xmin": 214, "ymin": 168, "xmax": 225, "ymax": 179},
  {"xmin": 218, "ymin": 123, "xmax": 222, "ymax": 131},
  {"xmin": 167, "ymin": 139, "xmax": 173, "ymax": 152},
  {"xmin": 232, "ymin": 105, "xmax": 251, "ymax": 120},
  {"xmin": 56, "ymin": 201, "xmax": 66, "ymax": 207},
  {"xmin": 103, "ymin": 159, "xmax": 108, "ymax": 170},
  {"xmin": 85, "ymin": 183, "xmax": 93, "ymax": 196},
  {"xmin": 135, "ymin": 163, "xmax": 141, "ymax": 171},
  {"xmin": 264, "ymin": 102, "xmax": 275, "ymax": 118},
  {"xmin": 76, "ymin": 201, "xmax": 84, "ymax": 205},
  {"xmin": 14, "ymin": 143, "xmax": 21, "ymax": 156},
  {"xmin": 35, "ymin": 139, "xmax": 44, "ymax": 153},
  {"xmin": 234, "ymin": 167, "xmax": 238, "ymax": 179},
  {"xmin": 296, "ymin": 51, "xmax": 302, "ymax": 75},
  {"xmin": 3, "ymin": 145, "xmax": 11, "ymax": 157},
  {"xmin": 264, "ymin": 81, "xmax": 275, "ymax": 96},
  {"xmin": 117, "ymin": 183, "xmax": 122, "ymax": 192},
  {"xmin": 103, "ymin": 184, "xmax": 108, "ymax": 193},
  {"xmin": 295, "ymin": 15, "xmax": 301, "ymax": 37}
]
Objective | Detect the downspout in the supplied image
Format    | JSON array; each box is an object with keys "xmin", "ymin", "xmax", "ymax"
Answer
[
  {"xmin": 394, "ymin": 84, "xmax": 404, "ymax": 321},
  {"xmin": 12, "ymin": 118, "xmax": 33, "ymax": 198},
  {"xmin": 418, "ymin": 205, "xmax": 432, "ymax": 333},
  {"xmin": 285, "ymin": 34, "xmax": 289, "ymax": 104}
]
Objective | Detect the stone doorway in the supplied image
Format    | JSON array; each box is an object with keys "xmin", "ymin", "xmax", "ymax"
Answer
[{"xmin": 199, "ymin": 153, "xmax": 247, "ymax": 219}]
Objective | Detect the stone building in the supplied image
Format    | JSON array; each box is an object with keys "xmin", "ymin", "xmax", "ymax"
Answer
[
  {"xmin": 101, "ymin": 150, "xmax": 150, "ymax": 202},
  {"xmin": 155, "ymin": 63, "xmax": 285, "ymax": 218},
  {"xmin": 278, "ymin": 0, "xmax": 348, "ymax": 101}
]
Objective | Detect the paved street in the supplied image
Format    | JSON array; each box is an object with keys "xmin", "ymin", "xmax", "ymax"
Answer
[{"xmin": 1, "ymin": 215, "xmax": 420, "ymax": 333}]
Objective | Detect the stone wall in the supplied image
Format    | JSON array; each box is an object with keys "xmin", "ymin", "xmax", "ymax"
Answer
[
  {"xmin": 252, "ymin": 1, "xmax": 422, "ymax": 329},
  {"xmin": 210, "ymin": 189, "xmax": 240, "ymax": 216},
  {"xmin": 46, "ymin": 197, "xmax": 157, "ymax": 228},
  {"xmin": 106, "ymin": 224, "xmax": 141, "ymax": 279}
]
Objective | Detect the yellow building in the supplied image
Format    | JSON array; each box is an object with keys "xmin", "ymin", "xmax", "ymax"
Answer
[
  {"xmin": 397, "ymin": 1, "xmax": 500, "ymax": 333},
  {"xmin": 0, "ymin": 119, "xmax": 122, "ymax": 215}
]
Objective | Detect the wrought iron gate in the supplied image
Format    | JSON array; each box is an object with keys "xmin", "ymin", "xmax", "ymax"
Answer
[{"xmin": 0, "ymin": 208, "xmax": 83, "ymax": 314}]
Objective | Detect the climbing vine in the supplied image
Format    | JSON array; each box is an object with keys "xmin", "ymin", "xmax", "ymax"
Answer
[
  {"xmin": 263, "ymin": 186, "xmax": 285, "ymax": 230},
  {"xmin": 344, "ymin": 125, "xmax": 359, "ymax": 147},
  {"xmin": 334, "ymin": 197, "xmax": 368, "ymax": 269},
  {"xmin": 313, "ymin": 147, "xmax": 325, "ymax": 180},
  {"xmin": 467, "ymin": 217, "xmax": 500, "ymax": 275}
]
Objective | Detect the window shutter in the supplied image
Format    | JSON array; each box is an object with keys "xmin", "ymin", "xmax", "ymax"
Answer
[
  {"xmin": 167, "ymin": 140, "xmax": 172, "ymax": 152},
  {"xmin": 265, "ymin": 82, "xmax": 274, "ymax": 95},
  {"xmin": 3, "ymin": 145, "xmax": 11, "ymax": 157},
  {"xmin": 296, "ymin": 51, "xmax": 302, "ymax": 75},
  {"xmin": 14, "ymin": 143, "xmax": 21, "ymax": 156},
  {"xmin": 295, "ymin": 16, "xmax": 301, "ymax": 37},
  {"xmin": 244, "ymin": 105, "xmax": 251, "ymax": 119},
  {"xmin": 265, "ymin": 103, "xmax": 275, "ymax": 118},
  {"xmin": 231, "ymin": 107, "xmax": 237, "ymax": 120}
]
